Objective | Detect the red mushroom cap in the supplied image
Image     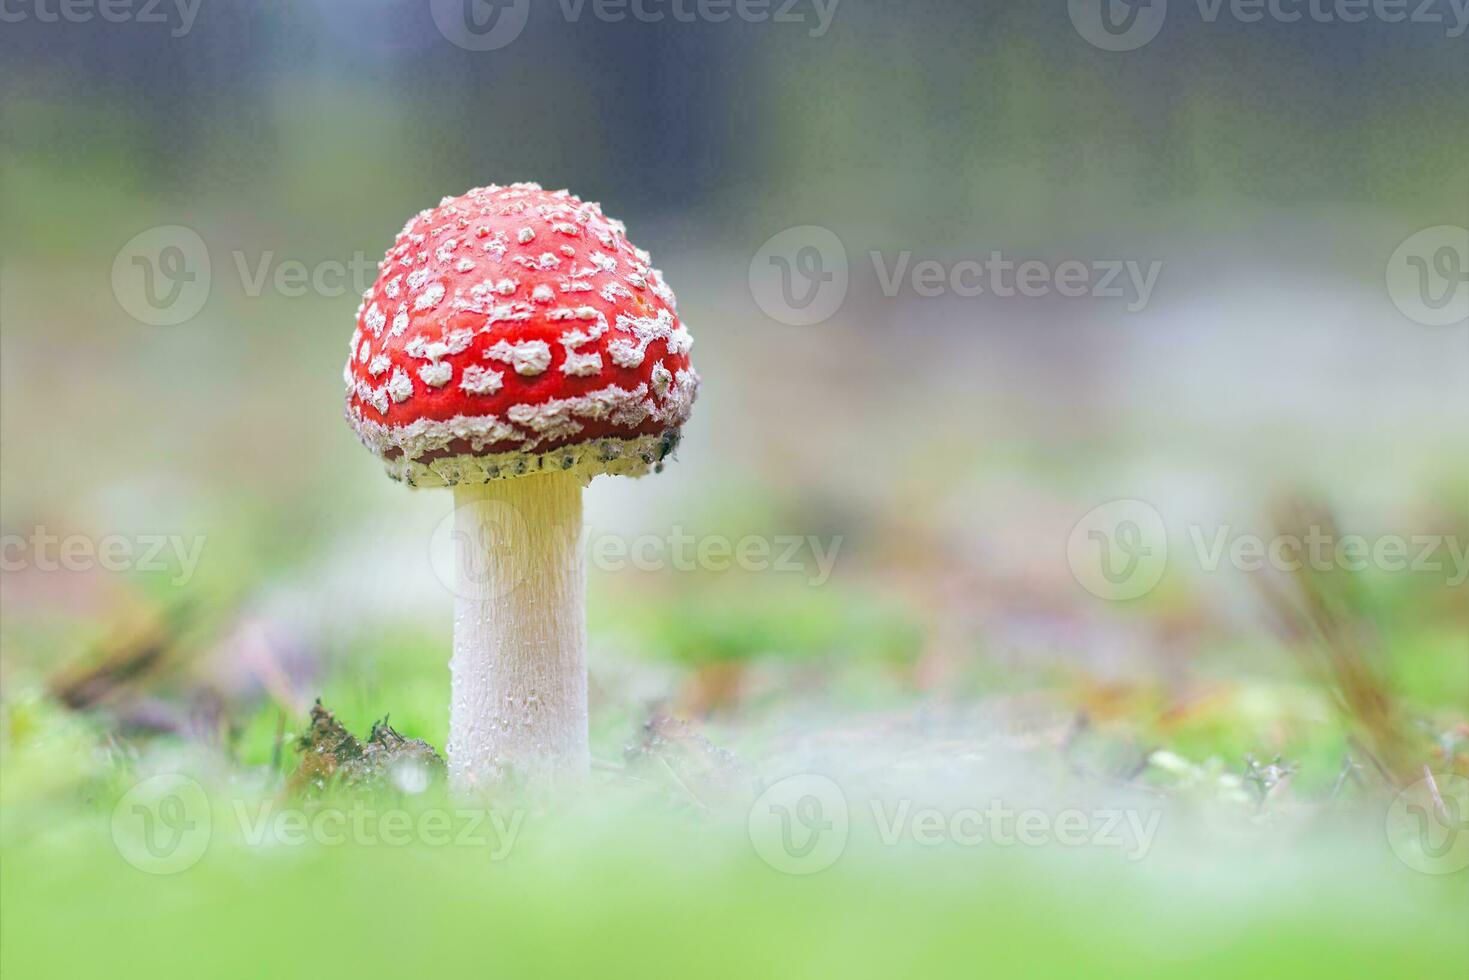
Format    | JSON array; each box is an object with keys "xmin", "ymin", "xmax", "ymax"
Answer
[{"xmin": 344, "ymin": 183, "xmax": 699, "ymax": 488}]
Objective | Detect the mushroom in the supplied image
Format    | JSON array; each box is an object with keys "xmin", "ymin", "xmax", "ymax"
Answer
[{"xmin": 343, "ymin": 184, "xmax": 698, "ymax": 791}]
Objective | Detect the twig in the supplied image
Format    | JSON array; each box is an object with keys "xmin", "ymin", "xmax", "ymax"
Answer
[
  {"xmin": 660, "ymin": 756, "xmax": 710, "ymax": 814},
  {"xmin": 1328, "ymin": 754, "xmax": 1363, "ymax": 801},
  {"xmin": 1422, "ymin": 765, "xmax": 1451, "ymax": 823}
]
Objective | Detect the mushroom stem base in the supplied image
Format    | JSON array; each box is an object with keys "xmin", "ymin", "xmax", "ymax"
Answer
[{"xmin": 448, "ymin": 471, "xmax": 588, "ymax": 792}]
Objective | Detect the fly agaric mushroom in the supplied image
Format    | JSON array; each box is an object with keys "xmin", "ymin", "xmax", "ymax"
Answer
[{"xmin": 344, "ymin": 184, "xmax": 698, "ymax": 790}]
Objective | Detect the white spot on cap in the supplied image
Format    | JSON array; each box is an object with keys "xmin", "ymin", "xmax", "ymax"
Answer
[
  {"xmin": 418, "ymin": 361, "xmax": 453, "ymax": 388},
  {"xmin": 445, "ymin": 328, "xmax": 474, "ymax": 355},
  {"xmin": 387, "ymin": 368, "xmax": 414, "ymax": 403},
  {"xmin": 460, "ymin": 365, "xmax": 505, "ymax": 395},
  {"xmin": 608, "ymin": 338, "xmax": 645, "ymax": 368},
  {"xmin": 483, "ymin": 232, "xmax": 509, "ymax": 258},
  {"xmin": 413, "ymin": 282, "xmax": 445, "ymax": 311},
  {"xmin": 485, "ymin": 339, "xmax": 552, "ymax": 377},
  {"xmin": 365, "ymin": 304, "xmax": 386, "ymax": 336},
  {"xmin": 606, "ymin": 309, "xmax": 689, "ymax": 367},
  {"xmin": 561, "ymin": 350, "xmax": 603, "ymax": 377}
]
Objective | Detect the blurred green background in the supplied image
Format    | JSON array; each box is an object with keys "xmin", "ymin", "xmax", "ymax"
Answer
[{"xmin": 1, "ymin": 2, "xmax": 1466, "ymax": 977}]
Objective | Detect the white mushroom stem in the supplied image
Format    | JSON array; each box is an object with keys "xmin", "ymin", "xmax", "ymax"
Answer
[{"xmin": 448, "ymin": 470, "xmax": 588, "ymax": 792}]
